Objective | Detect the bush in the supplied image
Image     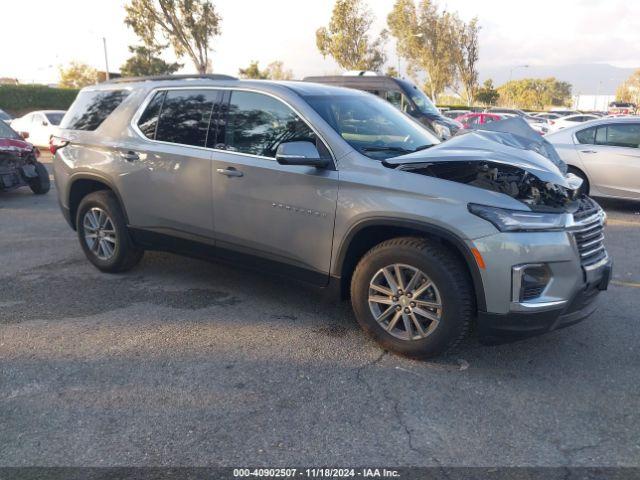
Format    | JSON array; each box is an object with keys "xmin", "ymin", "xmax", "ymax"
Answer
[{"xmin": 0, "ymin": 84, "xmax": 79, "ymax": 117}]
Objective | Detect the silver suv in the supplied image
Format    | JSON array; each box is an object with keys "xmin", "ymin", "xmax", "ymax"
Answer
[{"xmin": 52, "ymin": 75, "xmax": 612, "ymax": 358}]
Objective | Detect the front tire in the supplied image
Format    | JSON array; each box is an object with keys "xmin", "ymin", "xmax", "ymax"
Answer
[
  {"xmin": 568, "ymin": 167, "xmax": 589, "ymax": 196},
  {"xmin": 350, "ymin": 237, "xmax": 474, "ymax": 359},
  {"xmin": 76, "ymin": 190, "xmax": 143, "ymax": 273}
]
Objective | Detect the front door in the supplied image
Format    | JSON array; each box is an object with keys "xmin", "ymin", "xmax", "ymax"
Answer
[
  {"xmin": 211, "ymin": 90, "xmax": 338, "ymax": 283},
  {"xmin": 120, "ymin": 88, "xmax": 222, "ymax": 238},
  {"xmin": 577, "ymin": 122, "xmax": 640, "ymax": 199}
]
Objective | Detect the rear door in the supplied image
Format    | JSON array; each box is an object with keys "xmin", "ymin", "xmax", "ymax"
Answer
[
  {"xmin": 122, "ymin": 88, "xmax": 221, "ymax": 238},
  {"xmin": 211, "ymin": 89, "xmax": 338, "ymax": 283},
  {"xmin": 576, "ymin": 122, "xmax": 640, "ymax": 199}
]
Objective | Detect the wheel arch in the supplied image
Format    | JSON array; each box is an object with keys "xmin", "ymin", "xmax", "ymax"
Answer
[
  {"xmin": 334, "ymin": 218, "xmax": 487, "ymax": 311},
  {"xmin": 67, "ymin": 174, "xmax": 129, "ymax": 230},
  {"xmin": 567, "ymin": 165, "xmax": 591, "ymax": 195}
]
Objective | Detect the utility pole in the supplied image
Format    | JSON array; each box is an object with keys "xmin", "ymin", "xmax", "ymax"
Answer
[{"xmin": 103, "ymin": 37, "xmax": 110, "ymax": 81}]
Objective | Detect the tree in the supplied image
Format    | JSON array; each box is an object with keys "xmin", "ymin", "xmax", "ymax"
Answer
[
  {"xmin": 125, "ymin": 0, "xmax": 222, "ymax": 74},
  {"xmin": 120, "ymin": 45, "xmax": 182, "ymax": 77},
  {"xmin": 238, "ymin": 61, "xmax": 268, "ymax": 79},
  {"xmin": 451, "ymin": 15, "xmax": 479, "ymax": 106},
  {"xmin": 385, "ymin": 66, "xmax": 400, "ymax": 78},
  {"xmin": 476, "ymin": 79, "xmax": 499, "ymax": 106},
  {"xmin": 387, "ymin": 0, "xmax": 457, "ymax": 102},
  {"xmin": 316, "ymin": 0, "xmax": 387, "ymax": 71},
  {"xmin": 497, "ymin": 77, "xmax": 572, "ymax": 110},
  {"xmin": 265, "ymin": 61, "xmax": 294, "ymax": 80},
  {"xmin": 615, "ymin": 69, "xmax": 640, "ymax": 105},
  {"xmin": 239, "ymin": 61, "xmax": 294, "ymax": 80},
  {"xmin": 59, "ymin": 61, "xmax": 98, "ymax": 88}
]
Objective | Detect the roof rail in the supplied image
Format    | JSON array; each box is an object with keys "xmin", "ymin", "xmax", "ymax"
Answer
[{"xmin": 106, "ymin": 74, "xmax": 238, "ymax": 84}]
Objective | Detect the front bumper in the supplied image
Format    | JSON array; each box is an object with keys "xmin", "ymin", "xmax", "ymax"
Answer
[{"xmin": 477, "ymin": 256, "xmax": 612, "ymax": 344}]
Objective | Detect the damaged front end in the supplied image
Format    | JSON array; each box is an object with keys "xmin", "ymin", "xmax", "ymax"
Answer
[{"xmin": 384, "ymin": 117, "xmax": 585, "ymax": 213}]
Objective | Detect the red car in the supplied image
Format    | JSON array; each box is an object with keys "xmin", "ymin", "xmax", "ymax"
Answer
[
  {"xmin": 455, "ymin": 112, "xmax": 506, "ymax": 130},
  {"xmin": 0, "ymin": 120, "xmax": 50, "ymax": 194}
]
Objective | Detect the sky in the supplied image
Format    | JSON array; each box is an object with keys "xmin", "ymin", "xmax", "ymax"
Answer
[{"xmin": 1, "ymin": 0, "xmax": 638, "ymax": 89}]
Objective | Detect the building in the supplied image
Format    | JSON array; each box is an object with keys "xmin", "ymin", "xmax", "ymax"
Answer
[{"xmin": 571, "ymin": 94, "xmax": 616, "ymax": 112}]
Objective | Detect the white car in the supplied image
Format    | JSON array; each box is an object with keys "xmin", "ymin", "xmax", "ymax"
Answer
[
  {"xmin": 546, "ymin": 116, "xmax": 640, "ymax": 200},
  {"xmin": 547, "ymin": 114, "xmax": 600, "ymax": 133},
  {"xmin": 533, "ymin": 112, "xmax": 563, "ymax": 121},
  {"xmin": 10, "ymin": 110, "xmax": 66, "ymax": 148}
]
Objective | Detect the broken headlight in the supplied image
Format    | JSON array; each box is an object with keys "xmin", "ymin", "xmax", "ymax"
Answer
[{"xmin": 468, "ymin": 204, "xmax": 568, "ymax": 232}]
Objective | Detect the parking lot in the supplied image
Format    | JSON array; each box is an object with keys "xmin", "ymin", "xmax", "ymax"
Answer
[{"xmin": 1, "ymin": 158, "xmax": 639, "ymax": 467}]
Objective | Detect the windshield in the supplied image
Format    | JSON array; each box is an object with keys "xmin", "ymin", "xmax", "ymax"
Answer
[
  {"xmin": 395, "ymin": 80, "xmax": 440, "ymax": 115},
  {"xmin": 304, "ymin": 93, "xmax": 440, "ymax": 160},
  {"xmin": 0, "ymin": 109, "xmax": 11, "ymax": 121},
  {"xmin": 45, "ymin": 112, "xmax": 65, "ymax": 125},
  {"xmin": 0, "ymin": 120, "xmax": 21, "ymax": 139}
]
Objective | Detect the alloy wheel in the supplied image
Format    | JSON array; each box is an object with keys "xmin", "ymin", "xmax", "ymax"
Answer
[
  {"xmin": 368, "ymin": 263, "xmax": 443, "ymax": 341},
  {"xmin": 83, "ymin": 207, "xmax": 117, "ymax": 261}
]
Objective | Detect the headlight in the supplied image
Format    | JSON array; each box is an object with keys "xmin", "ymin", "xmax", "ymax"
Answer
[
  {"xmin": 468, "ymin": 204, "xmax": 568, "ymax": 232},
  {"xmin": 434, "ymin": 123, "xmax": 451, "ymax": 139}
]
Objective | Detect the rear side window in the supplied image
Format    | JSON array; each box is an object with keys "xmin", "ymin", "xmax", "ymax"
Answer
[
  {"xmin": 61, "ymin": 89, "xmax": 129, "ymax": 131},
  {"xmin": 155, "ymin": 89, "xmax": 218, "ymax": 147},
  {"xmin": 598, "ymin": 124, "xmax": 640, "ymax": 148},
  {"xmin": 137, "ymin": 91, "xmax": 166, "ymax": 139},
  {"xmin": 224, "ymin": 91, "xmax": 318, "ymax": 158},
  {"xmin": 576, "ymin": 126, "xmax": 596, "ymax": 144}
]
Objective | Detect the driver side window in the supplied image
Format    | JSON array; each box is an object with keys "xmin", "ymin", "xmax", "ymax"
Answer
[{"xmin": 224, "ymin": 91, "xmax": 324, "ymax": 158}]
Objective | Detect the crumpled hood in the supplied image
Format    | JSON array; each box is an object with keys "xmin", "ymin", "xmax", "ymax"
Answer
[{"xmin": 384, "ymin": 117, "xmax": 571, "ymax": 187}]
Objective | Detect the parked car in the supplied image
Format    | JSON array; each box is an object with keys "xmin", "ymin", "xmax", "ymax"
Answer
[
  {"xmin": 455, "ymin": 112, "xmax": 506, "ymax": 129},
  {"xmin": 302, "ymin": 74, "xmax": 461, "ymax": 140},
  {"xmin": 52, "ymin": 76, "xmax": 611, "ymax": 358},
  {"xmin": 0, "ymin": 108, "xmax": 12, "ymax": 124},
  {"xmin": 534, "ymin": 112, "xmax": 563, "ymax": 121},
  {"xmin": 608, "ymin": 102, "xmax": 636, "ymax": 116},
  {"xmin": 547, "ymin": 116, "xmax": 640, "ymax": 200},
  {"xmin": 549, "ymin": 109, "xmax": 580, "ymax": 117},
  {"xmin": 10, "ymin": 110, "xmax": 66, "ymax": 148},
  {"xmin": 442, "ymin": 109, "xmax": 470, "ymax": 120},
  {"xmin": 548, "ymin": 114, "xmax": 600, "ymax": 133},
  {"xmin": 486, "ymin": 107, "xmax": 528, "ymax": 117},
  {"xmin": 0, "ymin": 120, "xmax": 50, "ymax": 194}
]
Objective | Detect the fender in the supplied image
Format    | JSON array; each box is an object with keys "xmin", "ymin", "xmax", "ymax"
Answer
[
  {"xmin": 334, "ymin": 217, "xmax": 487, "ymax": 311},
  {"xmin": 67, "ymin": 172, "xmax": 131, "ymax": 227}
]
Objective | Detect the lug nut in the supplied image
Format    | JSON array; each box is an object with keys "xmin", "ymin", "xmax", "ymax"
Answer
[
  {"xmin": 397, "ymin": 289, "xmax": 403, "ymax": 295},
  {"xmin": 404, "ymin": 307, "xmax": 410, "ymax": 313},
  {"xmin": 410, "ymin": 302, "xmax": 416, "ymax": 307},
  {"xmin": 406, "ymin": 293, "xmax": 412, "ymax": 298},
  {"xmin": 395, "ymin": 305, "xmax": 402, "ymax": 311},
  {"xmin": 392, "ymin": 296, "xmax": 398, "ymax": 302}
]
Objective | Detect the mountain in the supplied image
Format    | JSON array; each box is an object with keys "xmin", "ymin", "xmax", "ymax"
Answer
[{"xmin": 479, "ymin": 63, "xmax": 637, "ymax": 94}]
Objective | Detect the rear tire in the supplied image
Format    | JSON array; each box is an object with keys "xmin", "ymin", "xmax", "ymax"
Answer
[
  {"xmin": 28, "ymin": 162, "xmax": 50, "ymax": 194},
  {"xmin": 76, "ymin": 190, "xmax": 143, "ymax": 273},
  {"xmin": 350, "ymin": 237, "xmax": 474, "ymax": 359}
]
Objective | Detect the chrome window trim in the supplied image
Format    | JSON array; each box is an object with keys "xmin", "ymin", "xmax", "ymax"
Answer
[{"xmin": 129, "ymin": 86, "xmax": 337, "ymax": 166}]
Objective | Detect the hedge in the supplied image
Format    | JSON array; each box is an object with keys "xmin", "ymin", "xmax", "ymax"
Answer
[{"xmin": 0, "ymin": 84, "xmax": 80, "ymax": 117}]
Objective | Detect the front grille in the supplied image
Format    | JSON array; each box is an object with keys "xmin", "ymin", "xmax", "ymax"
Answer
[{"xmin": 570, "ymin": 197, "xmax": 606, "ymax": 267}]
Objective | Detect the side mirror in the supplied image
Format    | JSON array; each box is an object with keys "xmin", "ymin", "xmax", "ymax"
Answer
[
  {"xmin": 19, "ymin": 131, "xmax": 29, "ymax": 139},
  {"xmin": 275, "ymin": 141, "xmax": 329, "ymax": 168}
]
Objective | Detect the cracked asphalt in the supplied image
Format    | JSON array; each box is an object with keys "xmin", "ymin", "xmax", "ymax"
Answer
[{"xmin": 1, "ymin": 161, "xmax": 639, "ymax": 467}]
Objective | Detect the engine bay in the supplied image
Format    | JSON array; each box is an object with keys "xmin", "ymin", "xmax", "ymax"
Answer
[{"xmin": 399, "ymin": 161, "xmax": 582, "ymax": 212}]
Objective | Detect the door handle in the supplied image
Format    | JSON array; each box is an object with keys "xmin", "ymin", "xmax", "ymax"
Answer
[
  {"xmin": 216, "ymin": 167, "xmax": 243, "ymax": 177},
  {"xmin": 120, "ymin": 151, "xmax": 139, "ymax": 162},
  {"xmin": 580, "ymin": 150, "xmax": 597, "ymax": 154}
]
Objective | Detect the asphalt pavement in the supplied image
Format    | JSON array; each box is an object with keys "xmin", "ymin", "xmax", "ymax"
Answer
[{"xmin": 1, "ymin": 161, "xmax": 639, "ymax": 467}]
